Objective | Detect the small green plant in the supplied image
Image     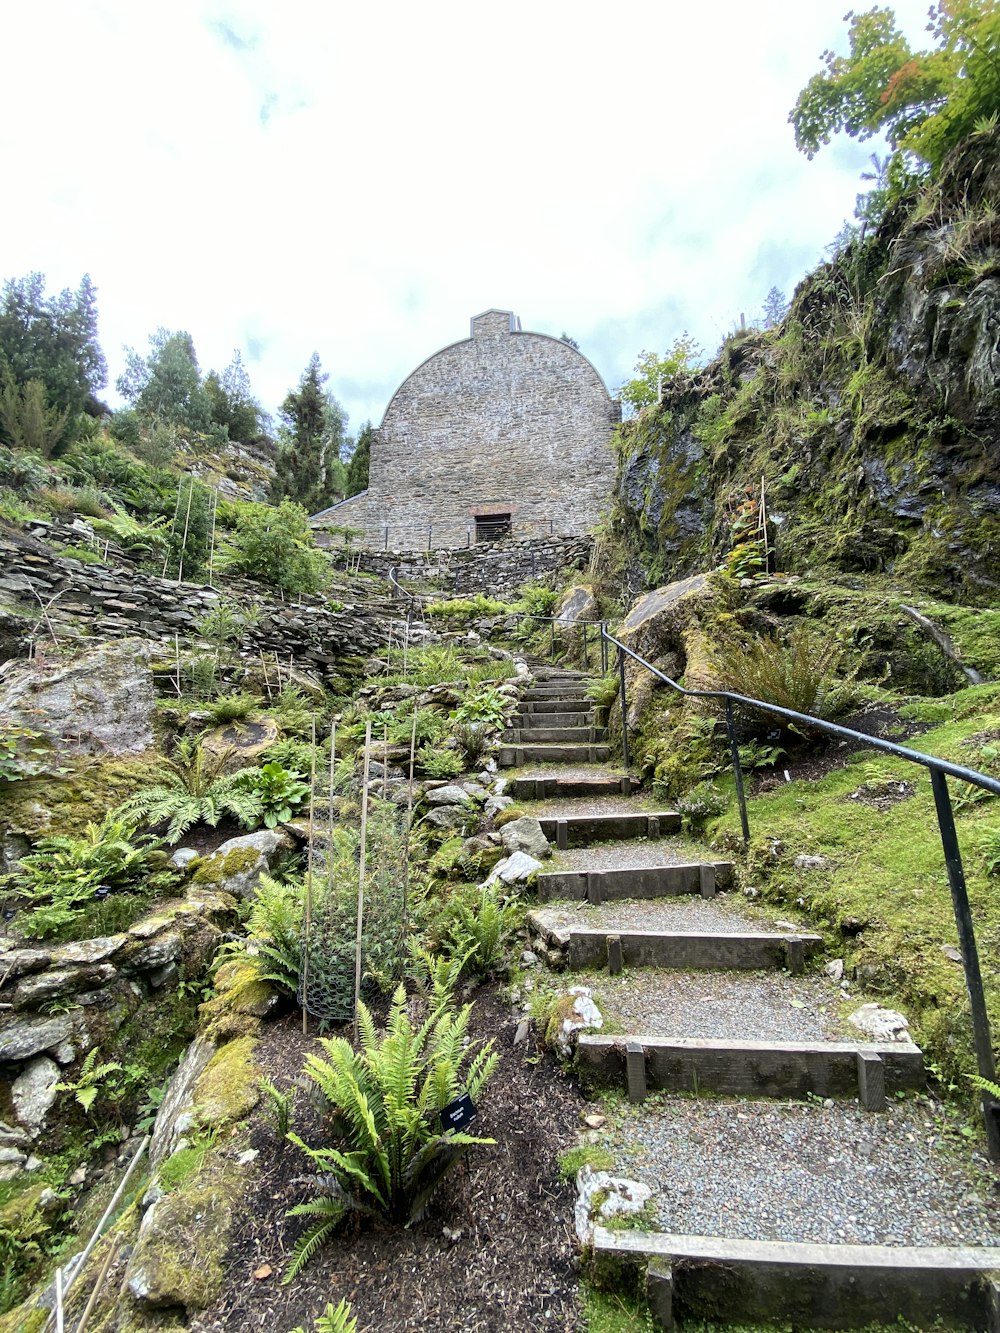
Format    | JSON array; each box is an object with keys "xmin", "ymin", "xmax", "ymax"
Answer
[
  {"xmin": 424, "ymin": 595, "xmax": 508, "ymax": 618},
  {"xmin": 205, "ymin": 692, "xmax": 260, "ymax": 725},
  {"xmin": 183, "ymin": 653, "xmax": 220, "ymax": 699},
  {"xmin": 287, "ymin": 1299, "xmax": 359, "ymax": 1333},
  {"xmin": 221, "ymin": 874, "xmax": 304, "ymax": 996},
  {"xmin": 441, "ymin": 883, "xmax": 523, "ymax": 978},
  {"xmin": 737, "ymin": 738, "xmax": 786, "ymax": 771},
  {"xmin": 981, "ymin": 829, "xmax": 1000, "ymax": 877},
  {"xmin": 283, "ymin": 985, "xmax": 497, "ymax": 1277},
  {"xmin": 56, "ymin": 1048, "xmax": 124, "ymax": 1114},
  {"xmin": 676, "ymin": 781, "xmax": 729, "ymax": 831},
  {"xmin": 517, "ymin": 584, "xmax": 558, "ymax": 617},
  {"xmin": 711, "ymin": 626, "xmax": 858, "ymax": 724},
  {"xmin": 260, "ymin": 1078, "xmax": 296, "ymax": 1142},
  {"xmin": 452, "ymin": 720, "xmax": 492, "ymax": 767},
  {"xmin": 417, "ymin": 745, "xmax": 464, "ymax": 779},
  {"xmin": 455, "ymin": 686, "xmax": 509, "ymax": 732},
  {"xmin": 557, "ymin": 1143, "xmax": 615, "ymax": 1180},
  {"xmin": 240, "ymin": 761, "xmax": 311, "ymax": 828},
  {"xmin": 587, "ymin": 674, "xmax": 620, "ymax": 710},
  {"xmin": 408, "ymin": 943, "xmax": 470, "ymax": 1007},
  {"xmin": 0, "ymin": 725, "xmax": 54, "ymax": 784},
  {"xmin": 4, "ymin": 815, "xmax": 178, "ymax": 939}
]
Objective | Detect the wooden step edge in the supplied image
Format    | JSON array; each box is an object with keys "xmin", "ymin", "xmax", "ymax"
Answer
[
  {"xmin": 536, "ymin": 861, "xmax": 733, "ymax": 903},
  {"xmin": 593, "ymin": 1228, "xmax": 1000, "ymax": 1333},
  {"xmin": 567, "ymin": 929, "xmax": 823, "ymax": 975},
  {"xmin": 576, "ymin": 1033, "xmax": 925, "ymax": 1106}
]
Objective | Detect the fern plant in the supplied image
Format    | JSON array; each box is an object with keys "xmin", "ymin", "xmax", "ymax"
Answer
[
  {"xmin": 56, "ymin": 1049, "xmax": 124, "ymax": 1114},
  {"xmin": 442, "ymin": 883, "xmax": 523, "ymax": 978},
  {"xmin": 710, "ymin": 626, "xmax": 858, "ymax": 726},
  {"xmin": 113, "ymin": 739, "xmax": 262, "ymax": 841},
  {"xmin": 283, "ymin": 986, "xmax": 498, "ymax": 1278},
  {"xmin": 223, "ymin": 874, "xmax": 304, "ymax": 996},
  {"xmin": 288, "ymin": 1299, "xmax": 359, "ymax": 1333}
]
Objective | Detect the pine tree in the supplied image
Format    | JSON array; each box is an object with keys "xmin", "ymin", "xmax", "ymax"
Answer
[
  {"xmin": 762, "ymin": 287, "xmax": 789, "ymax": 329},
  {"xmin": 270, "ymin": 353, "xmax": 347, "ymax": 511},
  {"xmin": 344, "ymin": 421, "xmax": 372, "ymax": 498}
]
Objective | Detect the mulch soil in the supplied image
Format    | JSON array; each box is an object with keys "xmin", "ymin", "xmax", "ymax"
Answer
[
  {"xmin": 751, "ymin": 700, "xmax": 930, "ymax": 792},
  {"xmin": 192, "ymin": 987, "xmax": 589, "ymax": 1333}
]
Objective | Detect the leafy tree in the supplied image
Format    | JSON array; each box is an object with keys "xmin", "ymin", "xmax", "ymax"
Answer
[
  {"xmin": 617, "ymin": 336, "xmax": 701, "ymax": 413},
  {"xmin": 0, "ymin": 272, "xmax": 107, "ymax": 450},
  {"xmin": 790, "ymin": 3, "xmax": 1000, "ymax": 178},
  {"xmin": 117, "ymin": 328, "xmax": 212, "ymax": 431},
  {"xmin": 762, "ymin": 286, "xmax": 789, "ymax": 329},
  {"xmin": 205, "ymin": 349, "xmax": 264, "ymax": 443},
  {"xmin": 270, "ymin": 353, "xmax": 347, "ymax": 511},
  {"xmin": 344, "ymin": 420, "xmax": 372, "ymax": 498}
]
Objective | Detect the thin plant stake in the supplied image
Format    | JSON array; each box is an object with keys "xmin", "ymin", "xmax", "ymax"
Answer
[
  {"xmin": 174, "ymin": 632, "xmax": 182, "ymax": 698},
  {"xmin": 759, "ymin": 473, "xmax": 770, "ymax": 571},
  {"xmin": 382, "ymin": 724, "xmax": 388, "ymax": 800},
  {"xmin": 403, "ymin": 709, "xmax": 417, "ymax": 934},
  {"xmin": 206, "ymin": 487, "xmax": 219, "ymax": 587},
  {"xmin": 176, "ymin": 478, "xmax": 195, "ymax": 584},
  {"xmin": 327, "ymin": 718, "xmax": 337, "ymax": 848},
  {"xmin": 55, "ymin": 1268, "xmax": 63, "ymax": 1333},
  {"xmin": 302, "ymin": 717, "xmax": 317, "ymax": 1036},
  {"xmin": 161, "ymin": 481, "xmax": 183, "ymax": 578},
  {"xmin": 355, "ymin": 721, "xmax": 373, "ymax": 1040},
  {"xmin": 74, "ymin": 1232, "xmax": 122, "ymax": 1333}
]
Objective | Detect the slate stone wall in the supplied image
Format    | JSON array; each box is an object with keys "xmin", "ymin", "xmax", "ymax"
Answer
[
  {"xmin": 356, "ymin": 533, "xmax": 593, "ymax": 600},
  {"xmin": 317, "ymin": 311, "xmax": 619, "ymax": 550}
]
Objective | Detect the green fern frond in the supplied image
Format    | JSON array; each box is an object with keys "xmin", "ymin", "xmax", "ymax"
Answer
[{"xmin": 282, "ymin": 1204, "xmax": 344, "ymax": 1283}]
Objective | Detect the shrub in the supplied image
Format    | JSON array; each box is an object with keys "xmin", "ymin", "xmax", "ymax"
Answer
[
  {"xmin": 452, "ymin": 720, "xmax": 492, "ymax": 767},
  {"xmin": 204, "ymin": 692, "xmax": 260, "ymax": 725},
  {"xmin": 424, "ymin": 595, "xmax": 508, "ymax": 618},
  {"xmin": 517, "ymin": 584, "xmax": 558, "ymax": 617},
  {"xmin": 219, "ymin": 499, "xmax": 329, "ymax": 596},
  {"xmin": 284, "ymin": 985, "xmax": 498, "ymax": 1276},
  {"xmin": 710, "ymin": 626, "xmax": 858, "ymax": 725},
  {"xmin": 237, "ymin": 761, "xmax": 311, "ymax": 828},
  {"xmin": 454, "ymin": 686, "xmax": 509, "ymax": 732},
  {"xmin": 676, "ymin": 781, "xmax": 729, "ymax": 831}
]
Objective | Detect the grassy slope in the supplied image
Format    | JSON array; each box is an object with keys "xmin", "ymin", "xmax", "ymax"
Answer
[{"xmin": 707, "ymin": 685, "xmax": 1000, "ymax": 1094}]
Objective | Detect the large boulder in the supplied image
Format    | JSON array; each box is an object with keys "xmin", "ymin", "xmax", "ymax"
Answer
[
  {"xmin": 0, "ymin": 639, "xmax": 156, "ymax": 758},
  {"xmin": 191, "ymin": 830, "xmax": 295, "ymax": 899},
  {"xmin": 499, "ymin": 816, "xmax": 551, "ymax": 860}
]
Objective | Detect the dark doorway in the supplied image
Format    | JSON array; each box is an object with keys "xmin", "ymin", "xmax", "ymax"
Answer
[{"xmin": 474, "ymin": 512, "xmax": 512, "ymax": 542}]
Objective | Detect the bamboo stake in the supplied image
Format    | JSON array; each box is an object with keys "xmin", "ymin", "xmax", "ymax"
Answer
[
  {"xmin": 206, "ymin": 487, "xmax": 219, "ymax": 587},
  {"xmin": 174, "ymin": 632, "xmax": 182, "ymax": 698},
  {"xmin": 74, "ymin": 1232, "xmax": 122, "ymax": 1333},
  {"xmin": 176, "ymin": 478, "xmax": 195, "ymax": 584},
  {"xmin": 382, "ymin": 724, "xmax": 388, "ymax": 800},
  {"xmin": 302, "ymin": 717, "xmax": 317, "ymax": 1035},
  {"xmin": 403, "ymin": 709, "xmax": 417, "ymax": 935},
  {"xmin": 55, "ymin": 1268, "xmax": 63, "ymax": 1333},
  {"xmin": 328, "ymin": 719, "xmax": 338, "ymax": 848},
  {"xmin": 45, "ymin": 1137, "xmax": 149, "ymax": 1331},
  {"xmin": 161, "ymin": 482, "xmax": 183, "ymax": 578},
  {"xmin": 759, "ymin": 474, "xmax": 770, "ymax": 572},
  {"xmin": 260, "ymin": 651, "xmax": 272, "ymax": 698},
  {"xmin": 354, "ymin": 721, "xmax": 373, "ymax": 1040}
]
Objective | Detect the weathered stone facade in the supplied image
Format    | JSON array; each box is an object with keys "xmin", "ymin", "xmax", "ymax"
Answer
[
  {"xmin": 317, "ymin": 311, "xmax": 619, "ymax": 551},
  {"xmin": 356, "ymin": 534, "xmax": 593, "ymax": 600}
]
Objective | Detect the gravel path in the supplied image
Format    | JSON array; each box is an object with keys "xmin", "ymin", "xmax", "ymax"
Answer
[
  {"xmin": 575, "ymin": 967, "xmax": 849, "ymax": 1041},
  {"xmin": 537, "ymin": 893, "xmax": 799, "ymax": 936},
  {"xmin": 505, "ymin": 763, "xmax": 630, "ymax": 781},
  {"xmin": 521, "ymin": 793, "xmax": 670, "ymax": 817},
  {"xmin": 550, "ymin": 838, "xmax": 715, "ymax": 872},
  {"xmin": 606, "ymin": 1095, "xmax": 1000, "ymax": 1247}
]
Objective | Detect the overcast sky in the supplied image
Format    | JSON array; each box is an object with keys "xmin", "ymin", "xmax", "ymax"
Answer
[{"xmin": 2, "ymin": 0, "xmax": 932, "ymax": 437}]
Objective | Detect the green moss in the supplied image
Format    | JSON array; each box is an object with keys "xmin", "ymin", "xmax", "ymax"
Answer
[
  {"xmin": 558, "ymin": 1143, "xmax": 615, "ymax": 1180},
  {"xmin": 0, "ymin": 752, "xmax": 171, "ymax": 840},
  {"xmin": 192, "ymin": 845, "xmax": 261, "ymax": 886},
  {"xmin": 581, "ymin": 1283, "xmax": 655, "ymax": 1332},
  {"xmin": 191, "ymin": 1034, "xmax": 261, "ymax": 1128},
  {"xmin": 199, "ymin": 960, "xmax": 277, "ymax": 1042}
]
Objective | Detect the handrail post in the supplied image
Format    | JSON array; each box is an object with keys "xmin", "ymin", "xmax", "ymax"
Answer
[
  {"xmin": 618, "ymin": 645, "xmax": 631, "ymax": 770},
  {"xmin": 550, "ymin": 617, "xmax": 555, "ymax": 659},
  {"xmin": 600, "ymin": 622, "xmax": 608, "ymax": 675},
  {"xmin": 725, "ymin": 699, "xmax": 751, "ymax": 845},
  {"xmin": 930, "ymin": 769, "xmax": 1000, "ymax": 1161},
  {"xmin": 583, "ymin": 622, "xmax": 589, "ymax": 668}
]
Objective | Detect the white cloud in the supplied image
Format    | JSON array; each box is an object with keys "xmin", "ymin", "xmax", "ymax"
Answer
[{"xmin": 0, "ymin": 0, "xmax": 933, "ymax": 429}]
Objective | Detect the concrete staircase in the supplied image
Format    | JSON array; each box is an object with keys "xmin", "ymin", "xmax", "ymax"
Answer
[{"xmin": 512, "ymin": 666, "xmax": 1000, "ymax": 1331}]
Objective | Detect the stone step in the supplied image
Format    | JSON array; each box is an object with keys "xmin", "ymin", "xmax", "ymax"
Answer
[
  {"xmin": 593, "ymin": 1228, "xmax": 1000, "ymax": 1332},
  {"xmin": 536, "ymin": 811, "xmax": 679, "ymax": 848},
  {"xmin": 577, "ymin": 1033, "xmax": 925, "ymax": 1103},
  {"xmin": 517, "ymin": 698, "xmax": 593, "ymax": 714},
  {"xmin": 515, "ymin": 710, "xmax": 597, "ymax": 729},
  {"xmin": 503, "ymin": 726, "xmax": 607, "ymax": 744},
  {"xmin": 499, "ymin": 743, "xmax": 611, "ymax": 766},
  {"xmin": 566, "ymin": 928, "xmax": 824, "ymax": 973},
  {"xmin": 510, "ymin": 774, "xmax": 639, "ymax": 800},
  {"xmin": 536, "ymin": 861, "xmax": 732, "ymax": 903},
  {"xmin": 522, "ymin": 682, "xmax": 596, "ymax": 697}
]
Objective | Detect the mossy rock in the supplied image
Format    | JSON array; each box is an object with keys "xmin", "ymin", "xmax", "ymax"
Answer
[
  {"xmin": 125, "ymin": 1164, "xmax": 240, "ymax": 1311},
  {"xmin": 191, "ymin": 1034, "xmax": 260, "ymax": 1128},
  {"xmin": 0, "ymin": 752, "xmax": 171, "ymax": 841},
  {"xmin": 198, "ymin": 959, "xmax": 280, "ymax": 1042}
]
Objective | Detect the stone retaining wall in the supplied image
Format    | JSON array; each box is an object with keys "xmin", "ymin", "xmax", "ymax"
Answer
[
  {"xmin": 352, "ymin": 534, "xmax": 593, "ymax": 600},
  {"xmin": 0, "ymin": 528, "xmax": 388, "ymax": 676}
]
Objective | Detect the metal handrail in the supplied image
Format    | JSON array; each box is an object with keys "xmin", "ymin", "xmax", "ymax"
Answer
[{"xmin": 599, "ymin": 623, "xmax": 1000, "ymax": 1160}]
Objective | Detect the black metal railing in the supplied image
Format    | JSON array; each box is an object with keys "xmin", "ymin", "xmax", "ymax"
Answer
[{"xmin": 599, "ymin": 623, "xmax": 1000, "ymax": 1160}]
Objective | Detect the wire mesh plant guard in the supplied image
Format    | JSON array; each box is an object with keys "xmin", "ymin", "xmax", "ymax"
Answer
[{"xmin": 299, "ymin": 742, "xmax": 409, "ymax": 1026}]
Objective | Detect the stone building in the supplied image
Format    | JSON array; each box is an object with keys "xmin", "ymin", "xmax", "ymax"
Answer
[{"xmin": 314, "ymin": 310, "xmax": 619, "ymax": 550}]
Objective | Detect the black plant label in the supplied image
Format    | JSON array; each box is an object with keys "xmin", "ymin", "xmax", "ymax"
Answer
[{"xmin": 440, "ymin": 1092, "xmax": 476, "ymax": 1133}]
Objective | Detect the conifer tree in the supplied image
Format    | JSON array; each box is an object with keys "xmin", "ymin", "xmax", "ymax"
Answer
[
  {"xmin": 270, "ymin": 353, "xmax": 346, "ymax": 511},
  {"xmin": 344, "ymin": 421, "xmax": 372, "ymax": 498}
]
